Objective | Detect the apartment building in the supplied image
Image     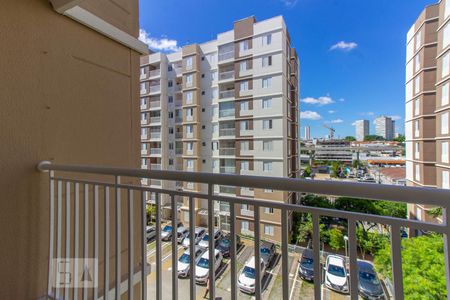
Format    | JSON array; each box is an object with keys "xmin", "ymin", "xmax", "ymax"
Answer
[
  {"xmin": 374, "ymin": 116, "xmax": 395, "ymax": 140},
  {"xmin": 355, "ymin": 119, "xmax": 370, "ymax": 141},
  {"xmin": 406, "ymin": 2, "xmax": 450, "ymax": 224},
  {"xmin": 140, "ymin": 16, "xmax": 300, "ymax": 242},
  {"xmin": 304, "ymin": 125, "xmax": 311, "ymax": 140}
]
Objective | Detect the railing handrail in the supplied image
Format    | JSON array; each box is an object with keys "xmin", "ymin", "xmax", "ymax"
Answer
[{"xmin": 37, "ymin": 161, "xmax": 450, "ymax": 207}]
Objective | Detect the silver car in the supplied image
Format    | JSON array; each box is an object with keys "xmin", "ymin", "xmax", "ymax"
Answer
[
  {"xmin": 177, "ymin": 246, "xmax": 204, "ymax": 277},
  {"xmin": 176, "ymin": 227, "xmax": 189, "ymax": 244},
  {"xmin": 182, "ymin": 227, "xmax": 206, "ymax": 249},
  {"xmin": 198, "ymin": 229, "xmax": 223, "ymax": 249}
]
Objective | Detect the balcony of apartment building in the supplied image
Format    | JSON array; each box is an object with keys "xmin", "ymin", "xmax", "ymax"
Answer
[
  {"xmin": 218, "ymin": 65, "xmax": 235, "ymax": 82},
  {"xmin": 219, "ymin": 140, "xmax": 236, "ymax": 156},
  {"xmin": 218, "ymin": 101, "xmax": 235, "ymax": 119},
  {"xmin": 219, "ymin": 84, "xmax": 235, "ymax": 99},
  {"xmin": 142, "ymin": 127, "xmax": 161, "ymax": 141},
  {"xmin": 220, "ymin": 159, "xmax": 236, "ymax": 174},
  {"xmin": 148, "ymin": 112, "xmax": 161, "ymax": 124},
  {"xmin": 141, "ymin": 96, "xmax": 161, "ymax": 111},
  {"xmin": 219, "ymin": 121, "xmax": 236, "ymax": 137},
  {"xmin": 218, "ymin": 43, "xmax": 235, "ymax": 63},
  {"xmin": 148, "ymin": 142, "xmax": 162, "ymax": 157},
  {"xmin": 174, "ymin": 94, "xmax": 183, "ymax": 108},
  {"xmin": 141, "ymin": 80, "xmax": 161, "ymax": 95}
]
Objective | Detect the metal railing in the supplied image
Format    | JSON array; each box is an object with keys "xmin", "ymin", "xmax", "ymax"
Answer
[
  {"xmin": 149, "ymin": 85, "xmax": 161, "ymax": 93},
  {"xmin": 37, "ymin": 161, "xmax": 450, "ymax": 300},
  {"xmin": 149, "ymin": 69, "xmax": 161, "ymax": 77},
  {"xmin": 218, "ymin": 51, "xmax": 234, "ymax": 61},
  {"xmin": 219, "ymin": 71, "xmax": 234, "ymax": 81},
  {"xmin": 220, "ymin": 166, "xmax": 236, "ymax": 174},
  {"xmin": 219, "ymin": 109, "xmax": 235, "ymax": 118},
  {"xmin": 219, "ymin": 148, "xmax": 236, "ymax": 156},
  {"xmin": 219, "ymin": 128, "xmax": 235, "ymax": 137},
  {"xmin": 219, "ymin": 90, "xmax": 234, "ymax": 99},
  {"xmin": 150, "ymin": 149, "xmax": 162, "ymax": 155}
]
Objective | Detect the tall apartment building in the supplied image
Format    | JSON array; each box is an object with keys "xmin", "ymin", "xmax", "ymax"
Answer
[
  {"xmin": 406, "ymin": 2, "xmax": 450, "ymax": 224},
  {"xmin": 374, "ymin": 116, "xmax": 395, "ymax": 140},
  {"xmin": 304, "ymin": 125, "xmax": 311, "ymax": 140},
  {"xmin": 355, "ymin": 119, "xmax": 370, "ymax": 141},
  {"xmin": 139, "ymin": 16, "xmax": 300, "ymax": 242}
]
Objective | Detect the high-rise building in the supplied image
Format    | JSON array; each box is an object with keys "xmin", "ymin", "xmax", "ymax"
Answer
[
  {"xmin": 304, "ymin": 126, "xmax": 311, "ymax": 140},
  {"xmin": 406, "ymin": 2, "xmax": 450, "ymax": 224},
  {"xmin": 374, "ymin": 116, "xmax": 395, "ymax": 140},
  {"xmin": 140, "ymin": 16, "xmax": 300, "ymax": 242},
  {"xmin": 355, "ymin": 120, "xmax": 369, "ymax": 141}
]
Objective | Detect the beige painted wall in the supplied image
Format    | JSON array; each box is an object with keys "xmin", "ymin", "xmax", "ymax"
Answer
[{"xmin": 0, "ymin": 0, "xmax": 140, "ymax": 298}]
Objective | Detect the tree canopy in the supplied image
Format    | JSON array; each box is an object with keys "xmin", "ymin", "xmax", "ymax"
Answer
[{"xmin": 364, "ymin": 135, "xmax": 385, "ymax": 141}]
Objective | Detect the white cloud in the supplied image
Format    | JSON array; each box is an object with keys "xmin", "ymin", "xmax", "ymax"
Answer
[
  {"xmin": 389, "ymin": 115, "xmax": 402, "ymax": 121},
  {"xmin": 300, "ymin": 111, "xmax": 322, "ymax": 120},
  {"xmin": 139, "ymin": 29, "xmax": 181, "ymax": 52},
  {"xmin": 328, "ymin": 119, "xmax": 344, "ymax": 124},
  {"xmin": 330, "ymin": 41, "xmax": 358, "ymax": 51},
  {"xmin": 301, "ymin": 96, "xmax": 335, "ymax": 106},
  {"xmin": 351, "ymin": 121, "xmax": 357, "ymax": 126},
  {"xmin": 280, "ymin": 0, "xmax": 298, "ymax": 8},
  {"xmin": 328, "ymin": 110, "xmax": 336, "ymax": 114}
]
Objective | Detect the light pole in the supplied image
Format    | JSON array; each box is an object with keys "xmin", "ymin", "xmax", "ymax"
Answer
[{"xmin": 344, "ymin": 235, "xmax": 349, "ymax": 258}]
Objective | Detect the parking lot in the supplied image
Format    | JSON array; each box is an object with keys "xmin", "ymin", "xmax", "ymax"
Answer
[{"xmin": 144, "ymin": 235, "xmax": 357, "ymax": 300}]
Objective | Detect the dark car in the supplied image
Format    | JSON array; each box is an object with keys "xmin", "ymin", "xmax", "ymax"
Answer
[
  {"xmin": 260, "ymin": 241, "xmax": 276, "ymax": 267},
  {"xmin": 146, "ymin": 226, "xmax": 156, "ymax": 243},
  {"xmin": 357, "ymin": 260, "xmax": 385, "ymax": 300},
  {"xmin": 216, "ymin": 234, "xmax": 241, "ymax": 257},
  {"xmin": 298, "ymin": 248, "xmax": 314, "ymax": 281}
]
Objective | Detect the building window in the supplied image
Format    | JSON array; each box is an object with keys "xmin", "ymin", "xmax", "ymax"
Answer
[
  {"xmin": 240, "ymin": 120, "xmax": 250, "ymax": 131},
  {"xmin": 442, "ymin": 112, "xmax": 449, "ymax": 135},
  {"xmin": 446, "ymin": 0, "xmax": 450, "ymax": 19},
  {"xmin": 212, "ymin": 142, "xmax": 218, "ymax": 150},
  {"xmin": 240, "ymin": 80, "xmax": 249, "ymax": 91},
  {"xmin": 414, "ymin": 54, "xmax": 420, "ymax": 73},
  {"xmin": 213, "ymin": 124, "xmax": 218, "ymax": 133},
  {"xmin": 444, "ymin": 23, "xmax": 450, "ymax": 49},
  {"xmin": 443, "ymin": 171, "xmax": 450, "ymax": 189},
  {"xmin": 262, "ymin": 98, "xmax": 272, "ymax": 109},
  {"xmin": 240, "ymin": 61, "xmax": 247, "ymax": 72},
  {"xmin": 414, "ymin": 98, "xmax": 420, "ymax": 116},
  {"xmin": 169, "ymin": 159, "xmax": 173, "ymax": 165},
  {"xmin": 262, "ymin": 77, "xmax": 272, "ymax": 88},
  {"xmin": 239, "ymin": 40, "xmax": 250, "ymax": 52},
  {"xmin": 186, "ymin": 74, "xmax": 194, "ymax": 87},
  {"xmin": 186, "ymin": 56, "xmax": 193, "ymax": 69},
  {"xmin": 240, "ymin": 101, "xmax": 249, "ymax": 111},
  {"xmin": 241, "ymin": 161, "xmax": 250, "ymax": 170},
  {"xmin": 264, "ymin": 225, "xmax": 274, "ymax": 236},
  {"xmin": 443, "ymin": 53, "xmax": 450, "ymax": 78},
  {"xmin": 443, "ymin": 142, "xmax": 449, "ymax": 163},
  {"xmin": 263, "ymin": 140, "xmax": 273, "ymax": 151},
  {"xmin": 186, "ymin": 91, "xmax": 193, "ymax": 104},
  {"xmin": 168, "ymin": 96, "xmax": 173, "ymax": 103},
  {"xmin": 262, "ymin": 55, "xmax": 272, "ymax": 67},
  {"xmin": 186, "ymin": 159, "xmax": 194, "ymax": 169},
  {"xmin": 168, "ymin": 80, "xmax": 173, "ymax": 87},
  {"xmin": 415, "ymin": 164, "xmax": 421, "ymax": 181},
  {"xmin": 168, "ymin": 65, "xmax": 173, "ymax": 72},
  {"xmin": 414, "ymin": 142, "xmax": 420, "ymax": 160},
  {"xmin": 263, "ymin": 161, "xmax": 273, "ymax": 172},
  {"xmin": 443, "ymin": 83, "xmax": 449, "ymax": 106},
  {"xmin": 416, "ymin": 206, "xmax": 422, "ymax": 221},
  {"xmin": 212, "ymin": 88, "xmax": 218, "ymax": 99},
  {"xmin": 414, "ymin": 76, "xmax": 420, "ymax": 95},
  {"xmin": 168, "ymin": 112, "xmax": 173, "ymax": 118},
  {"xmin": 263, "ymin": 119, "xmax": 273, "ymax": 130},
  {"xmin": 262, "ymin": 34, "xmax": 272, "ymax": 46},
  {"xmin": 415, "ymin": 30, "xmax": 422, "ymax": 51},
  {"xmin": 241, "ymin": 141, "xmax": 250, "ymax": 151},
  {"xmin": 212, "ymin": 71, "xmax": 218, "ymax": 81},
  {"xmin": 241, "ymin": 221, "xmax": 249, "ymax": 232},
  {"xmin": 264, "ymin": 207, "xmax": 274, "ymax": 214},
  {"xmin": 186, "ymin": 125, "xmax": 193, "ymax": 134},
  {"xmin": 187, "ymin": 142, "xmax": 194, "ymax": 152},
  {"xmin": 414, "ymin": 120, "xmax": 420, "ymax": 137}
]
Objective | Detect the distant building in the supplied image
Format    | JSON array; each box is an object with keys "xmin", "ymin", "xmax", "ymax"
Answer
[
  {"xmin": 374, "ymin": 116, "xmax": 395, "ymax": 140},
  {"xmin": 314, "ymin": 140, "xmax": 353, "ymax": 163},
  {"xmin": 355, "ymin": 120, "xmax": 369, "ymax": 141},
  {"xmin": 304, "ymin": 126, "xmax": 311, "ymax": 140}
]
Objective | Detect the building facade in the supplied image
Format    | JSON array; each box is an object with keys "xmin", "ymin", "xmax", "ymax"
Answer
[
  {"xmin": 304, "ymin": 125, "xmax": 311, "ymax": 140},
  {"xmin": 406, "ymin": 2, "xmax": 450, "ymax": 224},
  {"xmin": 375, "ymin": 116, "xmax": 395, "ymax": 140},
  {"xmin": 140, "ymin": 16, "xmax": 300, "ymax": 242},
  {"xmin": 355, "ymin": 119, "xmax": 370, "ymax": 141}
]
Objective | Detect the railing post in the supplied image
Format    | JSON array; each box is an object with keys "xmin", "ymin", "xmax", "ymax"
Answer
[
  {"xmin": 254, "ymin": 205, "xmax": 261, "ymax": 300},
  {"xmin": 281, "ymin": 208, "xmax": 289, "ymax": 300},
  {"xmin": 65, "ymin": 182, "xmax": 71, "ymax": 299},
  {"xmin": 74, "ymin": 183, "xmax": 80, "ymax": 300},
  {"xmin": 104, "ymin": 186, "xmax": 110, "ymax": 300},
  {"xmin": 171, "ymin": 195, "xmax": 178, "ymax": 300},
  {"xmin": 141, "ymin": 191, "xmax": 147, "ymax": 300},
  {"xmin": 442, "ymin": 206, "xmax": 450, "ymax": 300},
  {"xmin": 312, "ymin": 214, "xmax": 321, "ymax": 300},
  {"xmin": 56, "ymin": 180, "xmax": 62, "ymax": 299},
  {"xmin": 115, "ymin": 176, "xmax": 122, "ymax": 300},
  {"xmin": 93, "ymin": 185, "xmax": 99, "ymax": 299},
  {"xmin": 47, "ymin": 171, "xmax": 55, "ymax": 297},
  {"xmin": 208, "ymin": 184, "xmax": 215, "ymax": 300},
  {"xmin": 230, "ymin": 203, "xmax": 237, "ymax": 300},
  {"xmin": 155, "ymin": 192, "xmax": 162, "ymax": 300},
  {"xmin": 348, "ymin": 219, "xmax": 358, "ymax": 300},
  {"xmin": 390, "ymin": 224, "xmax": 404, "ymax": 300},
  {"xmin": 128, "ymin": 189, "xmax": 134, "ymax": 300},
  {"xmin": 189, "ymin": 196, "xmax": 196, "ymax": 300},
  {"xmin": 83, "ymin": 184, "xmax": 89, "ymax": 300}
]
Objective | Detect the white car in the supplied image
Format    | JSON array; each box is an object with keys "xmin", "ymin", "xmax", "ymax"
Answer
[
  {"xmin": 195, "ymin": 249, "xmax": 223, "ymax": 284},
  {"xmin": 324, "ymin": 255, "xmax": 349, "ymax": 294},
  {"xmin": 198, "ymin": 229, "xmax": 223, "ymax": 249},
  {"xmin": 237, "ymin": 256, "xmax": 266, "ymax": 294},
  {"xmin": 177, "ymin": 246, "xmax": 204, "ymax": 278},
  {"xmin": 182, "ymin": 227, "xmax": 206, "ymax": 249},
  {"xmin": 176, "ymin": 227, "xmax": 189, "ymax": 244}
]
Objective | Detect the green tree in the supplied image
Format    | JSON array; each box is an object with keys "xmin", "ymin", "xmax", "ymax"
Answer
[
  {"xmin": 146, "ymin": 204, "xmax": 157, "ymax": 224},
  {"xmin": 393, "ymin": 134, "xmax": 405, "ymax": 143},
  {"xmin": 374, "ymin": 234, "xmax": 446, "ymax": 299},
  {"xmin": 329, "ymin": 228, "xmax": 345, "ymax": 250},
  {"xmin": 364, "ymin": 135, "xmax": 385, "ymax": 141},
  {"xmin": 302, "ymin": 165, "xmax": 312, "ymax": 178},
  {"xmin": 344, "ymin": 136, "xmax": 356, "ymax": 142},
  {"xmin": 330, "ymin": 161, "xmax": 341, "ymax": 178}
]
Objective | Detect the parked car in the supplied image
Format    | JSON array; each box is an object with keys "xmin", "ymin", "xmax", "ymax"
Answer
[
  {"xmin": 298, "ymin": 248, "xmax": 314, "ymax": 281},
  {"xmin": 177, "ymin": 246, "xmax": 204, "ymax": 278},
  {"xmin": 195, "ymin": 249, "xmax": 223, "ymax": 284},
  {"xmin": 198, "ymin": 229, "xmax": 223, "ymax": 249},
  {"xmin": 260, "ymin": 241, "xmax": 276, "ymax": 267},
  {"xmin": 216, "ymin": 234, "xmax": 241, "ymax": 258},
  {"xmin": 177, "ymin": 227, "xmax": 189, "ymax": 244},
  {"xmin": 237, "ymin": 256, "xmax": 266, "ymax": 294},
  {"xmin": 324, "ymin": 255, "xmax": 349, "ymax": 294},
  {"xmin": 161, "ymin": 221, "xmax": 184, "ymax": 241},
  {"xmin": 357, "ymin": 260, "xmax": 385, "ymax": 299},
  {"xmin": 146, "ymin": 226, "xmax": 156, "ymax": 243},
  {"xmin": 182, "ymin": 227, "xmax": 206, "ymax": 249}
]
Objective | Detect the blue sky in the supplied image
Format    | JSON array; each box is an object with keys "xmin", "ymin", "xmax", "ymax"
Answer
[{"xmin": 139, "ymin": 0, "xmax": 435, "ymax": 138}]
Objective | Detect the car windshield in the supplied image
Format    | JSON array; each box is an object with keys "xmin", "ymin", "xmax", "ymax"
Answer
[
  {"xmin": 163, "ymin": 226, "xmax": 172, "ymax": 232},
  {"xmin": 301, "ymin": 257, "xmax": 313, "ymax": 269},
  {"xmin": 202, "ymin": 234, "xmax": 209, "ymax": 241},
  {"xmin": 359, "ymin": 271, "xmax": 380, "ymax": 285},
  {"xmin": 197, "ymin": 258, "xmax": 209, "ymax": 268},
  {"xmin": 179, "ymin": 253, "xmax": 190, "ymax": 264},
  {"xmin": 243, "ymin": 266, "xmax": 256, "ymax": 279},
  {"xmin": 261, "ymin": 247, "xmax": 270, "ymax": 254},
  {"xmin": 219, "ymin": 238, "xmax": 230, "ymax": 247},
  {"xmin": 328, "ymin": 264, "xmax": 346, "ymax": 277}
]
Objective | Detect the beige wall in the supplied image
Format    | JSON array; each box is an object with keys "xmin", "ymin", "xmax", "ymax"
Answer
[{"xmin": 0, "ymin": 0, "xmax": 140, "ymax": 298}]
